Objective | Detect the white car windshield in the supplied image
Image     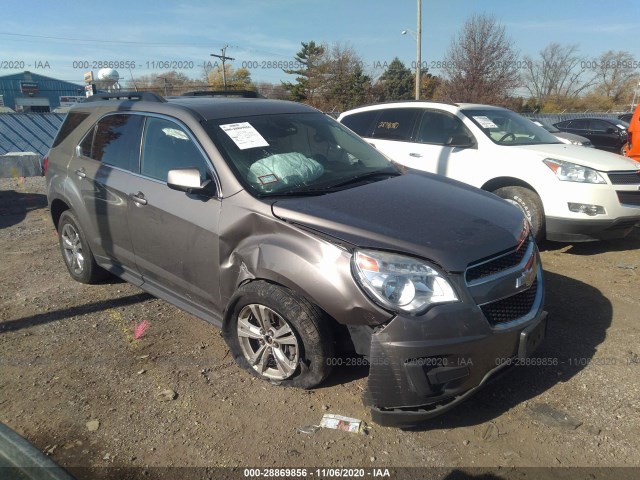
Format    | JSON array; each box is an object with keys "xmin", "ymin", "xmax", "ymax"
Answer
[{"xmin": 462, "ymin": 108, "xmax": 561, "ymax": 146}]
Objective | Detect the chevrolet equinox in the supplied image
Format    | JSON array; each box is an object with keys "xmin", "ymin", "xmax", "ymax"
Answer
[{"xmin": 45, "ymin": 93, "xmax": 547, "ymax": 427}]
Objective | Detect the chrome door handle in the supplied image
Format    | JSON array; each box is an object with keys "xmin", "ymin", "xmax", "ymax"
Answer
[
  {"xmin": 409, "ymin": 153, "xmax": 422, "ymax": 158},
  {"xmin": 75, "ymin": 168, "xmax": 86, "ymax": 178},
  {"xmin": 131, "ymin": 192, "xmax": 147, "ymax": 205}
]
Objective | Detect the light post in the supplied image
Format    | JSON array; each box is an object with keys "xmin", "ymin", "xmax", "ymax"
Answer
[{"xmin": 401, "ymin": 0, "xmax": 422, "ymax": 100}]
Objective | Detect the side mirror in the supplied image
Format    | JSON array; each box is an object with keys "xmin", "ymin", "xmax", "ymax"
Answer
[
  {"xmin": 167, "ymin": 168, "xmax": 212, "ymax": 194},
  {"xmin": 606, "ymin": 127, "xmax": 616, "ymax": 134},
  {"xmin": 446, "ymin": 134, "xmax": 474, "ymax": 148}
]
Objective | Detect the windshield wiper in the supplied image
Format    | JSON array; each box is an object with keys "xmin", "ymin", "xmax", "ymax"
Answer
[{"xmin": 325, "ymin": 170, "xmax": 401, "ymax": 190}]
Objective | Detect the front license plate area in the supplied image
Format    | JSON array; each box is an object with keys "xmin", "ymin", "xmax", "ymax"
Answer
[{"xmin": 518, "ymin": 313, "xmax": 547, "ymax": 359}]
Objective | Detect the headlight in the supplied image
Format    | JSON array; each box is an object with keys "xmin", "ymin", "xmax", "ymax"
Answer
[
  {"xmin": 352, "ymin": 249, "xmax": 458, "ymax": 315},
  {"xmin": 543, "ymin": 158, "xmax": 606, "ymax": 184}
]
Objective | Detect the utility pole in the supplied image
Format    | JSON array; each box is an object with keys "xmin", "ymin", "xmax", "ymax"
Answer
[
  {"xmin": 210, "ymin": 45, "xmax": 235, "ymax": 89},
  {"xmin": 416, "ymin": 0, "xmax": 421, "ymax": 100}
]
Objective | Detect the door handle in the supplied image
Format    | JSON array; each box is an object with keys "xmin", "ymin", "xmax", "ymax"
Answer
[
  {"xmin": 75, "ymin": 168, "xmax": 86, "ymax": 178},
  {"xmin": 409, "ymin": 153, "xmax": 422, "ymax": 158},
  {"xmin": 130, "ymin": 192, "xmax": 147, "ymax": 206}
]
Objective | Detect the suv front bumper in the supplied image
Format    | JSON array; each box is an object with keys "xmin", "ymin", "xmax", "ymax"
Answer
[{"xmin": 364, "ymin": 302, "xmax": 547, "ymax": 428}]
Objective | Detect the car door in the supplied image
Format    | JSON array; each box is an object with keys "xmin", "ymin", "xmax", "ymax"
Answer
[
  {"xmin": 68, "ymin": 113, "xmax": 144, "ymax": 284},
  {"xmin": 127, "ymin": 115, "xmax": 221, "ymax": 312},
  {"xmin": 363, "ymin": 107, "xmax": 421, "ymax": 163},
  {"xmin": 588, "ymin": 119, "xmax": 618, "ymax": 152},
  {"xmin": 365, "ymin": 108, "xmax": 479, "ymax": 182},
  {"xmin": 559, "ymin": 119, "xmax": 589, "ymax": 137}
]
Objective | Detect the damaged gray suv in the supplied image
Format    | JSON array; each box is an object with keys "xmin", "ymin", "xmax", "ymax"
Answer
[{"xmin": 45, "ymin": 92, "xmax": 547, "ymax": 427}]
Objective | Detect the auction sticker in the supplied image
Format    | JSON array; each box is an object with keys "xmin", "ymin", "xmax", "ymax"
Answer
[
  {"xmin": 473, "ymin": 116, "xmax": 498, "ymax": 129},
  {"xmin": 220, "ymin": 122, "xmax": 269, "ymax": 150}
]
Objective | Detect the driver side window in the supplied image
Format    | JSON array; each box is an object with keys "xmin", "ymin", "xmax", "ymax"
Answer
[
  {"xmin": 416, "ymin": 110, "xmax": 472, "ymax": 145},
  {"xmin": 141, "ymin": 117, "xmax": 210, "ymax": 182}
]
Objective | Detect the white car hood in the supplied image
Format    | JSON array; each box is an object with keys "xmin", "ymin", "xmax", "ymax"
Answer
[{"xmin": 513, "ymin": 143, "xmax": 638, "ymax": 171}]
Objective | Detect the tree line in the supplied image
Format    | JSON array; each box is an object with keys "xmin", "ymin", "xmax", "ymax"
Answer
[{"xmin": 126, "ymin": 14, "xmax": 639, "ymax": 113}]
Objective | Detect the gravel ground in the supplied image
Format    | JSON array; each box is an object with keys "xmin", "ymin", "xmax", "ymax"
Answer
[{"xmin": 1, "ymin": 176, "xmax": 639, "ymax": 480}]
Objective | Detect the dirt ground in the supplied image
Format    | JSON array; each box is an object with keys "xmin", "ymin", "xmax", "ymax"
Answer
[{"xmin": 1, "ymin": 176, "xmax": 639, "ymax": 480}]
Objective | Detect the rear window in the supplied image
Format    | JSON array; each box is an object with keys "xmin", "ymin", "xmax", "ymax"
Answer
[
  {"xmin": 51, "ymin": 112, "xmax": 90, "ymax": 148},
  {"xmin": 341, "ymin": 110, "xmax": 378, "ymax": 136},
  {"xmin": 371, "ymin": 108, "xmax": 420, "ymax": 141},
  {"xmin": 91, "ymin": 114, "xmax": 144, "ymax": 171}
]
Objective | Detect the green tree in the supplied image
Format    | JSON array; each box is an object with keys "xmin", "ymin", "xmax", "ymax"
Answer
[
  {"xmin": 282, "ymin": 41, "xmax": 326, "ymax": 102},
  {"xmin": 377, "ymin": 58, "xmax": 414, "ymax": 101}
]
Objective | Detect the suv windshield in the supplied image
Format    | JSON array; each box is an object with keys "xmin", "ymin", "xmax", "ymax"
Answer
[
  {"xmin": 462, "ymin": 108, "xmax": 561, "ymax": 146},
  {"xmin": 531, "ymin": 119, "xmax": 561, "ymax": 133},
  {"xmin": 204, "ymin": 112, "xmax": 398, "ymax": 196}
]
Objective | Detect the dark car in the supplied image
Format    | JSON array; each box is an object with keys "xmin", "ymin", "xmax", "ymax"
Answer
[
  {"xmin": 45, "ymin": 92, "xmax": 546, "ymax": 427},
  {"xmin": 530, "ymin": 118, "xmax": 593, "ymax": 147},
  {"xmin": 618, "ymin": 113, "xmax": 633, "ymax": 123},
  {"xmin": 554, "ymin": 117, "xmax": 629, "ymax": 154}
]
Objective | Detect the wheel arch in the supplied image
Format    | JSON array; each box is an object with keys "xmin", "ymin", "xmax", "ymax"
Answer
[
  {"xmin": 50, "ymin": 198, "xmax": 70, "ymax": 230},
  {"xmin": 224, "ymin": 277, "xmax": 356, "ymax": 354},
  {"xmin": 480, "ymin": 176, "xmax": 540, "ymax": 196}
]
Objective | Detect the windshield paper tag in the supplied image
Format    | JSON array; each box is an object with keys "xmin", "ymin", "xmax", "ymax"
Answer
[
  {"xmin": 220, "ymin": 122, "xmax": 269, "ymax": 150},
  {"xmin": 473, "ymin": 116, "xmax": 498, "ymax": 129}
]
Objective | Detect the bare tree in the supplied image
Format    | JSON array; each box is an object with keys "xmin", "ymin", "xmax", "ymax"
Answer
[
  {"xmin": 440, "ymin": 14, "xmax": 520, "ymax": 104},
  {"xmin": 522, "ymin": 43, "xmax": 595, "ymax": 105},
  {"xmin": 591, "ymin": 50, "xmax": 639, "ymax": 105}
]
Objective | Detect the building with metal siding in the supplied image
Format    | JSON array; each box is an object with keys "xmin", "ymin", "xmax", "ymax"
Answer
[{"xmin": 0, "ymin": 71, "xmax": 84, "ymax": 112}]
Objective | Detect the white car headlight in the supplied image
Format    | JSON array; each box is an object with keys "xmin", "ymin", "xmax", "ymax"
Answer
[
  {"xmin": 352, "ymin": 249, "xmax": 458, "ymax": 315},
  {"xmin": 543, "ymin": 158, "xmax": 606, "ymax": 184}
]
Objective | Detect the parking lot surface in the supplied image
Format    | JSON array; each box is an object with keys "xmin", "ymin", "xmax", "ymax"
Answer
[{"xmin": 1, "ymin": 177, "xmax": 639, "ymax": 479}]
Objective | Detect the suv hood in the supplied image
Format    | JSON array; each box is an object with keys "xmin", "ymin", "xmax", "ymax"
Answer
[
  {"xmin": 553, "ymin": 131, "xmax": 592, "ymax": 145},
  {"xmin": 272, "ymin": 172, "xmax": 526, "ymax": 273},
  {"xmin": 514, "ymin": 143, "xmax": 638, "ymax": 171}
]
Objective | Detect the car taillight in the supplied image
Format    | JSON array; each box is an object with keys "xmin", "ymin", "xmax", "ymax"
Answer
[
  {"xmin": 43, "ymin": 154, "xmax": 49, "ymax": 176},
  {"xmin": 628, "ymin": 131, "xmax": 633, "ymax": 150}
]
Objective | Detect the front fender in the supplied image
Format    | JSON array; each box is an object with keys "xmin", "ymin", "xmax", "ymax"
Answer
[{"xmin": 218, "ymin": 203, "xmax": 391, "ymax": 327}]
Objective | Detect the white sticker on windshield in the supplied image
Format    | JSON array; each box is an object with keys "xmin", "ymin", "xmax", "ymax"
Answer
[
  {"xmin": 473, "ymin": 116, "xmax": 498, "ymax": 129},
  {"xmin": 616, "ymin": 124, "xmax": 626, "ymax": 130},
  {"xmin": 219, "ymin": 122, "xmax": 269, "ymax": 150}
]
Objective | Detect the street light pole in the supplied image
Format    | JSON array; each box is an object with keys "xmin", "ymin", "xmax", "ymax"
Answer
[{"xmin": 415, "ymin": 0, "xmax": 421, "ymax": 100}]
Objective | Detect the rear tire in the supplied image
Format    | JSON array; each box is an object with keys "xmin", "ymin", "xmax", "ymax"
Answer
[
  {"xmin": 223, "ymin": 281, "xmax": 334, "ymax": 389},
  {"xmin": 493, "ymin": 186, "xmax": 545, "ymax": 242},
  {"xmin": 57, "ymin": 210, "xmax": 108, "ymax": 284}
]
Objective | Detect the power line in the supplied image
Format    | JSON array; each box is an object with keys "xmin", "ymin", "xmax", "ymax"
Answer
[{"xmin": 210, "ymin": 46, "xmax": 235, "ymax": 89}]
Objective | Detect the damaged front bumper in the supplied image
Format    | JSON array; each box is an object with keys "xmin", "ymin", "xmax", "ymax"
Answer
[{"xmin": 361, "ymin": 272, "xmax": 547, "ymax": 428}]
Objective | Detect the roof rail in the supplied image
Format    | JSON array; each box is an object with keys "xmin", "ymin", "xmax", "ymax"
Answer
[
  {"xmin": 180, "ymin": 90, "xmax": 260, "ymax": 98},
  {"xmin": 84, "ymin": 92, "xmax": 167, "ymax": 103}
]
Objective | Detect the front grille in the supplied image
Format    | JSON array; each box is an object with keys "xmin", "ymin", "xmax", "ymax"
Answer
[
  {"xmin": 617, "ymin": 191, "xmax": 640, "ymax": 206},
  {"xmin": 608, "ymin": 172, "xmax": 640, "ymax": 185},
  {"xmin": 480, "ymin": 280, "xmax": 538, "ymax": 326},
  {"xmin": 465, "ymin": 235, "xmax": 531, "ymax": 283}
]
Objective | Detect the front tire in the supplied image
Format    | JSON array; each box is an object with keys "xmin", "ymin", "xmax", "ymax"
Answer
[
  {"xmin": 493, "ymin": 186, "xmax": 545, "ymax": 242},
  {"xmin": 57, "ymin": 210, "xmax": 108, "ymax": 284},
  {"xmin": 223, "ymin": 281, "xmax": 334, "ymax": 389}
]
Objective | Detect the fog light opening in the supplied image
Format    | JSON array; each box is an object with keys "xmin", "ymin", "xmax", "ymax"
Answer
[{"xmin": 568, "ymin": 203, "xmax": 606, "ymax": 216}]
